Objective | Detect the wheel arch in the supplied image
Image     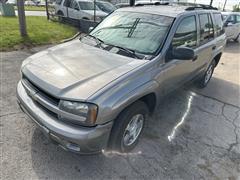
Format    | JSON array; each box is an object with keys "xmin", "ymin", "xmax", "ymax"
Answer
[{"xmin": 213, "ymin": 53, "xmax": 222, "ymax": 67}]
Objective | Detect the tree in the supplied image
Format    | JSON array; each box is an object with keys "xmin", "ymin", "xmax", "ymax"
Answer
[
  {"xmin": 223, "ymin": 0, "xmax": 227, "ymax": 11},
  {"xmin": 16, "ymin": 0, "xmax": 27, "ymax": 37},
  {"xmin": 233, "ymin": 4, "xmax": 240, "ymax": 12}
]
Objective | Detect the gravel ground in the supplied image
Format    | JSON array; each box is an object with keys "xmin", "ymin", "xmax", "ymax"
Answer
[{"xmin": 0, "ymin": 42, "xmax": 239, "ymax": 180}]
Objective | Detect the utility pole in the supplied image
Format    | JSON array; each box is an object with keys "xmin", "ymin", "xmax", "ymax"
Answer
[
  {"xmin": 17, "ymin": 0, "xmax": 27, "ymax": 37},
  {"xmin": 130, "ymin": 0, "xmax": 135, "ymax": 6},
  {"xmin": 223, "ymin": 0, "xmax": 227, "ymax": 11},
  {"xmin": 94, "ymin": 0, "xmax": 96, "ymax": 22},
  {"xmin": 45, "ymin": 0, "xmax": 49, "ymax": 20}
]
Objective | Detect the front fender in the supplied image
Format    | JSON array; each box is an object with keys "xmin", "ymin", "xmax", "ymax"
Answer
[{"xmin": 95, "ymin": 80, "xmax": 160, "ymax": 124}]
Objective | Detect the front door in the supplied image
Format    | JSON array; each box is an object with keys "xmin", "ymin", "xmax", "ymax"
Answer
[
  {"xmin": 68, "ymin": 0, "xmax": 80, "ymax": 20},
  {"xmin": 157, "ymin": 15, "xmax": 198, "ymax": 95}
]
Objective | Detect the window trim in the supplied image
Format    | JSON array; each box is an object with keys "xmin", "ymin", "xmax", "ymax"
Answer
[
  {"xmin": 171, "ymin": 15, "xmax": 198, "ymax": 49},
  {"xmin": 164, "ymin": 14, "xmax": 198, "ymax": 63},
  {"xmin": 213, "ymin": 12, "xmax": 224, "ymax": 37},
  {"xmin": 198, "ymin": 13, "xmax": 214, "ymax": 45}
]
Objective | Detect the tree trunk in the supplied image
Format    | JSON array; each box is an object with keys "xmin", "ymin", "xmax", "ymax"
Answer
[
  {"xmin": 223, "ymin": 0, "xmax": 227, "ymax": 11},
  {"xmin": 17, "ymin": 0, "xmax": 27, "ymax": 37}
]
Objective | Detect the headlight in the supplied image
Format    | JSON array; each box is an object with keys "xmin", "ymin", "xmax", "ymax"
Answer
[{"xmin": 59, "ymin": 100, "xmax": 98, "ymax": 126}]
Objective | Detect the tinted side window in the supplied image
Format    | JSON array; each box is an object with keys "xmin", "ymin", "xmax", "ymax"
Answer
[
  {"xmin": 172, "ymin": 16, "xmax": 197, "ymax": 48},
  {"xmin": 199, "ymin": 13, "xmax": 214, "ymax": 43},
  {"xmin": 208, "ymin": 14, "xmax": 214, "ymax": 39},
  {"xmin": 236, "ymin": 15, "xmax": 240, "ymax": 23},
  {"xmin": 70, "ymin": 0, "xmax": 79, "ymax": 10},
  {"xmin": 227, "ymin": 15, "xmax": 235, "ymax": 23},
  {"xmin": 213, "ymin": 13, "xmax": 224, "ymax": 37}
]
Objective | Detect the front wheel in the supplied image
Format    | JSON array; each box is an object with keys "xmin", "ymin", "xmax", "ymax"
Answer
[
  {"xmin": 197, "ymin": 60, "xmax": 215, "ymax": 88},
  {"xmin": 108, "ymin": 101, "xmax": 149, "ymax": 152}
]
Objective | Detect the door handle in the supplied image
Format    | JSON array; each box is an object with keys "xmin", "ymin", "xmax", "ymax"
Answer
[
  {"xmin": 212, "ymin": 46, "xmax": 216, "ymax": 50},
  {"xmin": 192, "ymin": 55, "xmax": 198, "ymax": 61}
]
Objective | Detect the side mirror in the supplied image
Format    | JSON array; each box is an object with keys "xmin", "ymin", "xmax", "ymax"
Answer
[
  {"xmin": 170, "ymin": 47, "xmax": 195, "ymax": 60},
  {"xmin": 88, "ymin": 26, "xmax": 94, "ymax": 33}
]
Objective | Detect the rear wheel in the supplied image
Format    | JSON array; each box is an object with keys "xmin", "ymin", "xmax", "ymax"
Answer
[
  {"xmin": 108, "ymin": 101, "xmax": 149, "ymax": 152},
  {"xmin": 197, "ymin": 60, "xmax": 216, "ymax": 88}
]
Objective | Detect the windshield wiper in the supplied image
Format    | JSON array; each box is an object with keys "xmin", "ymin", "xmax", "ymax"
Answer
[
  {"xmin": 84, "ymin": 35, "xmax": 141, "ymax": 59},
  {"xmin": 106, "ymin": 43, "xmax": 141, "ymax": 59}
]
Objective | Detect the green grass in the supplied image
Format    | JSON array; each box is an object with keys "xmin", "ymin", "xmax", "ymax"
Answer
[
  {"xmin": 0, "ymin": 16, "xmax": 78, "ymax": 51},
  {"xmin": 14, "ymin": 6, "xmax": 46, "ymax": 11}
]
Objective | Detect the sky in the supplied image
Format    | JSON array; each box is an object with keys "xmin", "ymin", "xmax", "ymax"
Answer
[{"xmin": 186, "ymin": 0, "xmax": 240, "ymax": 10}]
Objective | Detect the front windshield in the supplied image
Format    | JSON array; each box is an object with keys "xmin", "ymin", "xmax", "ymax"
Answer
[
  {"xmin": 90, "ymin": 11, "xmax": 174, "ymax": 55},
  {"xmin": 79, "ymin": 1, "xmax": 99, "ymax": 10}
]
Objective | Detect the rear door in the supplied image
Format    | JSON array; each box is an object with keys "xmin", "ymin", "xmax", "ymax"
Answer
[{"xmin": 192, "ymin": 13, "xmax": 215, "ymax": 75}]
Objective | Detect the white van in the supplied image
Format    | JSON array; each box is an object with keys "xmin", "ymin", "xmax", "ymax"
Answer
[
  {"xmin": 55, "ymin": 0, "xmax": 107, "ymax": 22},
  {"xmin": 222, "ymin": 12, "xmax": 240, "ymax": 42}
]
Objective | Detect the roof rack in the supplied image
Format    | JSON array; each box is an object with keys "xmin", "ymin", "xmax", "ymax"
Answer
[{"xmin": 179, "ymin": 3, "xmax": 218, "ymax": 10}]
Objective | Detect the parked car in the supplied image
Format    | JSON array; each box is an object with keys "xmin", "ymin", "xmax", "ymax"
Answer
[
  {"xmin": 222, "ymin": 12, "xmax": 240, "ymax": 42},
  {"xmin": 115, "ymin": 3, "xmax": 129, "ymax": 8},
  {"xmin": 17, "ymin": 4, "xmax": 226, "ymax": 154},
  {"xmin": 24, "ymin": 0, "xmax": 37, "ymax": 6},
  {"xmin": 96, "ymin": 1, "xmax": 116, "ymax": 13},
  {"xmin": 55, "ymin": 0, "xmax": 107, "ymax": 22}
]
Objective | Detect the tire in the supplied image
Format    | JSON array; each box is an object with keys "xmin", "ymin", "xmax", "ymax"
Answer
[
  {"xmin": 108, "ymin": 101, "xmax": 149, "ymax": 152},
  {"xmin": 197, "ymin": 60, "xmax": 216, "ymax": 88}
]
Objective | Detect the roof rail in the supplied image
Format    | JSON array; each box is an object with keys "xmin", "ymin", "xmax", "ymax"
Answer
[
  {"xmin": 135, "ymin": 2, "xmax": 169, "ymax": 7},
  {"xmin": 181, "ymin": 3, "xmax": 218, "ymax": 10}
]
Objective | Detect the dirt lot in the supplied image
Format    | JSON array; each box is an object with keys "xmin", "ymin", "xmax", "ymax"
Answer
[{"xmin": 0, "ymin": 42, "xmax": 239, "ymax": 180}]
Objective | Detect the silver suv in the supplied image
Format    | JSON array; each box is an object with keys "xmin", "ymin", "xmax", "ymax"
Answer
[{"xmin": 17, "ymin": 4, "xmax": 226, "ymax": 154}]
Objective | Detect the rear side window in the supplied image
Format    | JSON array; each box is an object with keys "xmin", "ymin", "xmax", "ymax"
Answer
[
  {"xmin": 199, "ymin": 13, "xmax": 214, "ymax": 44},
  {"xmin": 213, "ymin": 13, "xmax": 224, "ymax": 37},
  {"xmin": 172, "ymin": 15, "xmax": 197, "ymax": 48},
  {"xmin": 64, "ymin": 0, "xmax": 73, "ymax": 7}
]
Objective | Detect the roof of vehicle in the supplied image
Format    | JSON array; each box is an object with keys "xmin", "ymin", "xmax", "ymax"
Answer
[
  {"xmin": 116, "ymin": 4, "xmax": 220, "ymax": 17},
  {"xmin": 221, "ymin": 11, "xmax": 240, "ymax": 15}
]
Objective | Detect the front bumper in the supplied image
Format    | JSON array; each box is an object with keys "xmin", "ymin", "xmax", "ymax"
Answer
[{"xmin": 17, "ymin": 81, "xmax": 113, "ymax": 154}]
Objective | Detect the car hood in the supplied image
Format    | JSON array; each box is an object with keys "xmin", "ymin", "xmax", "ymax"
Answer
[
  {"xmin": 22, "ymin": 40, "xmax": 147, "ymax": 101},
  {"xmin": 82, "ymin": 10, "xmax": 107, "ymax": 17}
]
